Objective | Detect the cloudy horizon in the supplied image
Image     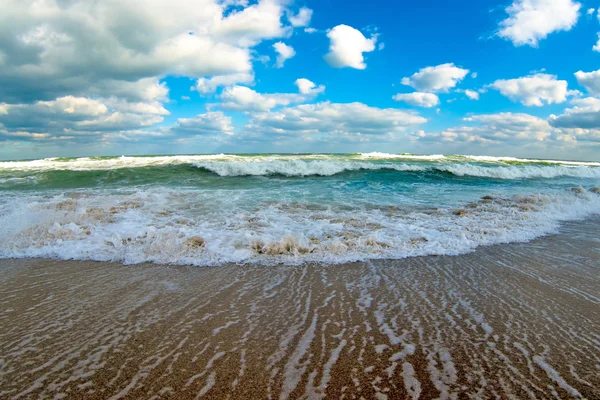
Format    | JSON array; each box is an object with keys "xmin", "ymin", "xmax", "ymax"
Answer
[{"xmin": 1, "ymin": 0, "xmax": 600, "ymax": 161}]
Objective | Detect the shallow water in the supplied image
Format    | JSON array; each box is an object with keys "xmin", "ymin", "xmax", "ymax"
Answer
[
  {"xmin": 0, "ymin": 219, "xmax": 598, "ymax": 399},
  {"xmin": 0, "ymin": 153, "xmax": 599, "ymax": 265}
]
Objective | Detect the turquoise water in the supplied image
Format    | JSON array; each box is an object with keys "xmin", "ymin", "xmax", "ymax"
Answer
[{"xmin": 0, "ymin": 153, "xmax": 599, "ymax": 265}]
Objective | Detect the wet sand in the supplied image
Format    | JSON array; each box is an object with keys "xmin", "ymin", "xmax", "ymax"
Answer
[{"xmin": 0, "ymin": 220, "xmax": 599, "ymax": 399}]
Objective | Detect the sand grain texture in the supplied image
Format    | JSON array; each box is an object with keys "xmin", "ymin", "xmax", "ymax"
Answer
[{"xmin": 0, "ymin": 220, "xmax": 599, "ymax": 399}]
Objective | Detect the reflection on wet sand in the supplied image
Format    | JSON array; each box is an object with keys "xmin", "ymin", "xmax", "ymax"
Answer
[{"xmin": 0, "ymin": 220, "xmax": 598, "ymax": 399}]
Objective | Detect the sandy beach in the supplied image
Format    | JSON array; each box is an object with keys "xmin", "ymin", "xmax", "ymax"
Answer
[{"xmin": 1, "ymin": 219, "xmax": 599, "ymax": 399}]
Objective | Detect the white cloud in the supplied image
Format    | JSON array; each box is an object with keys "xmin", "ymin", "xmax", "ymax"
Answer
[
  {"xmin": 489, "ymin": 74, "xmax": 569, "ymax": 106},
  {"xmin": 324, "ymin": 25, "xmax": 377, "ymax": 70},
  {"xmin": 497, "ymin": 0, "xmax": 581, "ymax": 47},
  {"xmin": 549, "ymin": 97, "xmax": 600, "ymax": 128},
  {"xmin": 555, "ymin": 127, "xmax": 600, "ymax": 144},
  {"xmin": 220, "ymin": 86, "xmax": 290, "ymax": 111},
  {"xmin": 288, "ymin": 7, "xmax": 313, "ymax": 27},
  {"xmin": 244, "ymin": 102, "xmax": 427, "ymax": 138},
  {"xmin": 465, "ymin": 114, "xmax": 552, "ymax": 141},
  {"xmin": 219, "ymin": 81, "xmax": 325, "ymax": 112},
  {"xmin": 421, "ymin": 113, "xmax": 553, "ymax": 144},
  {"xmin": 587, "ymin": 8, "xmax": 596, "ymax": 15},
  {"xmin": 196, "ymin": 72, "xmax": 255, "ymax": 94},
  {"xmin": 90, "ymin": 78, "xmax": 170, "ymax": 102},
  {"xmin": 401, "ymin": 63, "xmax": 470, "ymax": 93},
  {"xmin": 392, "ymin": 92, "xmax": 440, "ymax": 108},
  {"xmin": 593, "ymin": 33, "xmax": 600, "ymax": 52},
  {"xmin": 575, "ymin": 69, "xmax": 600, "ymax": 95},
  {"xmin": 273, "ymin": 42, "xmax": 296, "ymax": 68},
  {"xmin": 294, "ymin": 79, "xmax": 325, "ymax": 95},
  {"xmin": 102, "ymin": 98, "xmax": 170, "ymax": 116},
  {"xmin": 0, "ymin": 130, "xmax": 50, "ymax": 141},
  {"xmin": 0, "ymin": 96, "xmax": 169, "ymax": 138},
  {"xmin": 210, "ymin": 0, "xmax": 291, "ymax": 47},
  {"xmin": 171, "ymin": 112, "xmax": 234, "ymax": 136},
  {"xmin": 0, "ymin": 0, "xmax": 301, "ymax": 103},
  {"xmin": 0, "ymin": 0, "xmax": 321, "ymax": 147},
  {"xmin": 304, "ymin": 28, "xmax": 318, "ymax": 34},
  {"xmin": 465, "ymin": 90, "xmax": 480, "ymax": 100}
]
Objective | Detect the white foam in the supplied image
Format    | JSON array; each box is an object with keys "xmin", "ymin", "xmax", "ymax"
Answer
[
  {"xmin": 1, "ymin": 154, "xmax": 599, "ymax": 180},
  {"xmin": 359, "ymin": 152, "xmax": 447, "ymax": 161},
  {"xmin": 0, "ymin": 186, "xmax": 599, "ymax": 266},
  {"xmin": 0, "ymin": 155, "xmax": 232, "ymax": 172},
  {"xmin": 533, "ymin": 356, "xmax": 582, "ymax": 398},
  {"xmin": 194, "ymin": 160, "xmax": 600, "ymax": 179},
  {"xmin": 439, "ymin": 164, "xmax": 600, "ymax": 179},
  {"xmin": 194, "ymin": 160, "xmax": 426, "ymax": 177},
  {"xmin": 462, "ymin": 154, "xmax": 600, "ymax": 167}
]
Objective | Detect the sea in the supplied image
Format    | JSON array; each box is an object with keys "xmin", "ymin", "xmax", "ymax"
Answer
[{"xmin": 0, "ymin": 153, "xmax": 599, "ymax": 266}]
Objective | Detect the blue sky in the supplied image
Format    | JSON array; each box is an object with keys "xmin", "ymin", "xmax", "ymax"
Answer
[{"xmin": 1, "ymin": 0, "xmax": 600, "ymax": 160}]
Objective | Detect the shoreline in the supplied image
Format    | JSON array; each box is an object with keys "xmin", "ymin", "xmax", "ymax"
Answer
[{"xmin": 1, "ymin": 220, "xmax": 599, "ymax": 399}]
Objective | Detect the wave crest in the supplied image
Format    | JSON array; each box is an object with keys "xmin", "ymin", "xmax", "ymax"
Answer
[{"xmin": 194, "ymin": 160, "xmax": 600, "ymax": 179}]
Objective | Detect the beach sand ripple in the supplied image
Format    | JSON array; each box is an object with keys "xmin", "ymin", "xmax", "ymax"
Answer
[{"xmin": 0, "ymin": 219, "xmax": 598, "ymax": 399}]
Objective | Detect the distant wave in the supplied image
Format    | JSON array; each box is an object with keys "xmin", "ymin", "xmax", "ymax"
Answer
[
  {"xmin": 1, "ymin": 153, "xmax": 599, "ymax": 173},
  {"xmin": 459, "ymin": 155, "xmax": 600, "ymax": 166},
  {"xmin": 436, "ymin": 164, "xmax": 600, "ymax": 179},
  {"xmin": 195, "ymin": 160, "xmax": 600, "ymax": 179},
  {"xmin": 0, "ymin": 155, "xmax": 232, "ymax": 171},
  {"xmin": 358, "ymin": 152, "xmax": 447, "ymax": 161},
  {"xmin": 359, "ymin": 152, "xmax": 600, "ymax": 166},
  {"xmin": 194, "ymin": 160, "xmax": 427, "ymax": 177}
]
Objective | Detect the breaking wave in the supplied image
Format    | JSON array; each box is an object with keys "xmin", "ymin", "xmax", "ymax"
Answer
[
  {"xmin": 1, "ymin": 187, "xmax": 599, "ymax": 266},
  {"xmin": 194, "ymin": 160, "xmax": 600, "ymax": 179}
]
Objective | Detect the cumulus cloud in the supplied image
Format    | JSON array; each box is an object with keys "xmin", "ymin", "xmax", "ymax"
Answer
[
  {"xmin": 0, "ymin": 0, "xmax": 300, "ymax": 103},
  {"xmin": 324, "ymin": 25, "xmax": 377, "ymax": 69},
  {"xmin": 401, "ymin": 63, "xmax": 470, "ymax": 93},
  {"xmin": 219, "ymin": 80, "xmax": 325, "ymax": 111},
  {"xmin": 497, "ymin": 0, "xmax": 582, "ymax": 47},
  {"xmin": 420, "ymin": 113, "xmax": 553, "ymax": 145},
  {"xmin": 593, "ymin": 34, "xmax": 600, "ymax": 52},
  {"xmin": 489, "ymin": 74, "xmax": 569, "ymax": 106},
  {"xmin": 0, "ymin": 0, "xmax": 321, "ymax": 147},
  {"xmin": 170, "ymin": 112, "xmax": 234, "ymax": 136},
  {"xmin": 220, "ymin": 86, "xmax": 294, "ymax": 111},
  {"xmin": 575, "ymin": 69, "xmax": 600, "ymax": 95},
  {"xmin": 464, "ymin": 113, "xmax": 552, "ymax": 141},
  {"xmin": 392, "ymin": 92, "xmax": 440, "ymax": 108},
  {"xmin": 549, "ymin": 97, "xmax": 600, "ymax": 128},
  {"xmin": 587, "ymin": 8, "xmax": 596, "ymax": 15},
  {"xmin": 0, "ymin": 96, "xmax": 169, "ymax": 140},
  {"xmin": 294, "ymin": 79, "xmax": 326, "ymax": 95},
  {"xmin": 288, "ymin": 7, "xmax": 313, "ymax": 27},
  {"xmin": 196, "ymin": 72, "xmax": 255, "ymax": 94},
  {"xmin": 465, "ymin": 90, "xmax": 480, "ymax": 100},
  {"xmin": 0, "ymin": 129, "xmax": 51, "ymax": 142},
  {"xmin": 244, "ymin": 102, "xmax": 427, "ymax": 139},
  {"xmin": 90, "ymin": 78, "xmax": 170, "ymax": 102},
  {"xmin": 210, "ymin": 0, "xmax": 292, "ymax": 47},
  {"xmin": 273, "ymin": 42, "xmax": 296, "ymax": 68}
]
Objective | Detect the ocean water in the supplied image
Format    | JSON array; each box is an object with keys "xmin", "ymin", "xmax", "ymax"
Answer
[{"xmin": 0, "ymin": 153, "xmax": 599, "ymax": 266}]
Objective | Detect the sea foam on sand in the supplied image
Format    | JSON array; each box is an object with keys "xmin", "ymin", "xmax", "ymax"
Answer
[{"xmin": 0, "ymin": 218, "xmax": 598, "ymax": 399}]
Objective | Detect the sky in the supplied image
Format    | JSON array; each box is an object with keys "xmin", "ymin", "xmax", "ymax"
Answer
[{"xmin": 1, "ymin": 0, "xmax": 600, "ymax": 161}]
